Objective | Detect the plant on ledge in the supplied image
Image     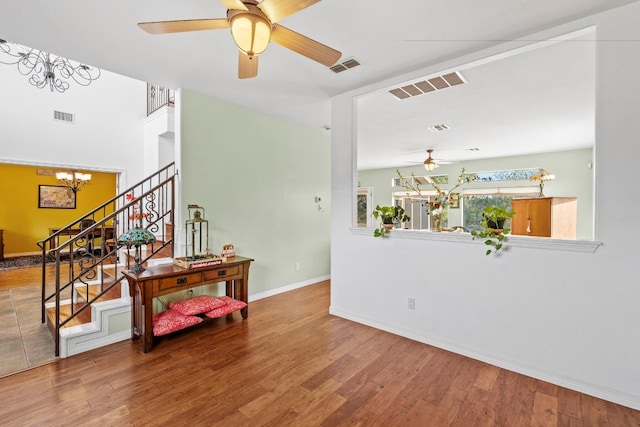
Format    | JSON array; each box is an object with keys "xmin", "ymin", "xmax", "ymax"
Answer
[
  {"xmin": 396, "ymin": 168, "xmax": 467, "ymax": 231},
  {"xmin": 471, "ymin": 205, "xmax": 516, "ymax": 255},
  {"xmin": 372, "ymin": 205, "xmax": 410, "ymax": 237}
]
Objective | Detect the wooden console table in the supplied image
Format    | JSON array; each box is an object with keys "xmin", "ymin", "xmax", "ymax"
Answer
[{"xmin": 123, "ymin": 256, "xmax": 253, "ymax": 353}]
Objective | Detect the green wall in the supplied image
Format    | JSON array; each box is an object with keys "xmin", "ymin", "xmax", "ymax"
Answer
[{"xmin": 179, "ymin": 90, "xmax": 331, "ymax": 295}]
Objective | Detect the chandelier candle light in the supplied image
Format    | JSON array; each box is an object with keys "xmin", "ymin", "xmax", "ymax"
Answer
[
  {"xmin": 0, "ymin": 39, "xmax": 101, "ymax": 93},
  {"xmin": 56, "ymin": 171, "xmax": 91, "ymax": 193}
]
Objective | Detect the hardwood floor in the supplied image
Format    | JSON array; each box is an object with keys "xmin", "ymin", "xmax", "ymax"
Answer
[
  {"xmin": 0, "ymin": 263, "xmax": 75, "ymax": 290},
  {"xmin": 0, "ymin": 280, "xmax": 638, "ymax": 426}
]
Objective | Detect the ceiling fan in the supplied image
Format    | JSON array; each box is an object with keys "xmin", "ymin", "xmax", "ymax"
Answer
[
  {"xmin": 138, "ymin": 0, "xmax": 342, "ymax": 79},
  {"xmin": 412, "ymin": 149, "xmax": 454, "ymax": 172},
  {"xmin": 423, "ymin": 149, "xmax": 440, "ymax": 171}
]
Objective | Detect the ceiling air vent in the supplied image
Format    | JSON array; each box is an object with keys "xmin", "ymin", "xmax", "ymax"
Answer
[
  {"xmin": 53, "ymin": 110, "xmax": 75, "ymax": 124},
  {"xmin": 428, "ymin": 124, "xmax": 450, "ymax": 132},
  {"xmin": 389, "ymin": 71, "xmax": 466, "ymax": 100},
  {"xmin": 330, "ymin": 57, "xmax": 361, "ymax": 73}
]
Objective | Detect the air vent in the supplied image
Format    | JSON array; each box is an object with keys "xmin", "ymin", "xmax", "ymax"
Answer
[
  {"xmin": 428, "ymin": 124, "xmax": 450, "ymax": 132},
  {"xmin": 53, "ymin": 110, "xmax": 74, "ymax": 124},
  {"xmin": 330, "ymin": 57, "xmax": 361, "ymax": 73},
  {"xmin": 389, "ymin": 71, "xmax": 465, "ymax": 100}
]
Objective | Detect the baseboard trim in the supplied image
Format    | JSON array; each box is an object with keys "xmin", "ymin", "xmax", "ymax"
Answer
[
  {"xmin": 329, "ymin": 306, "xmax": 640, "ymax": 411},
  {"xmin": 249, "ymin": 275, "xmax": 331, "ymax": 302}
]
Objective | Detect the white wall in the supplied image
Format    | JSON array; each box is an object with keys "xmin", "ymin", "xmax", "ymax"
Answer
[
  {"xmin": 0, "ymin": 60, "xmax": 147, "ymax": 188},
  {"xmin": 178, "ymin": 90, "xmax": 331, "ymax": 296},
  {"xmin": 331, "ymin": 3, "xmax": 640, "ymax": 410}
]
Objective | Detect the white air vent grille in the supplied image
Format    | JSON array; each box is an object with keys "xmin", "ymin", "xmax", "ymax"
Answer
[
  {"xmin": 428, "ymin": 124, "xmax": 450, "ymax": 132},
  {"xmin": 330, "ymin": 58, "xmax": 361, "ymax": 73},
  {"xmin": 389, "ymin": 71, "xmax": 465, "ymax": 100},
  {"xmin": 53, "ymin": 110, "xmax": 74, "ymax": 124}
]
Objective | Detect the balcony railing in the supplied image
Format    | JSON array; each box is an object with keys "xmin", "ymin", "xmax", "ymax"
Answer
[{"xmin": 147, "ymin": 83, "xmax": 175, "ymax": 116}]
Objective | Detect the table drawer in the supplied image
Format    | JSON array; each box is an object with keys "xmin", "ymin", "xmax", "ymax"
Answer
[
  {"xmin": 158, "ymin": 272, "xmax": 203, "ymax": 291},
  {"xmin": 203, "ymin": 265, "xmax": 241, "ymax": 282}
]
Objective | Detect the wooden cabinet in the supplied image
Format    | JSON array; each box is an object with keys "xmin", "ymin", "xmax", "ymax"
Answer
[
  {"xmin": 0, "ymin": 229, "xmax": 3, "ymax": 261},
  {"xmin": 511, "ymin": 197, "xmax": 577, "ymax": 239}
]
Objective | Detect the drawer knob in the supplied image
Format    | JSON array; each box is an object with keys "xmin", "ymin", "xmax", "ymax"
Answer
[
  {"xmin": 217, "ymin": 269, "xmax": 227, "ymax": 277},
  {"xmin": 177, "ymin": 277, "xmax": 188, "ymax": 285}
]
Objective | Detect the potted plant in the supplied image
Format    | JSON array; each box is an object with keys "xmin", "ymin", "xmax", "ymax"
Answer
[
  {"xmin": 471, "ymin": 205, "xmax": 515, "ymax": 255},
  {"xmin": 372, "ymin": 205, "xmax": 410, "ymax": 237},
  {"xmin": 481, "ymin": 205, "xmax": 515, "ymax": 230}
]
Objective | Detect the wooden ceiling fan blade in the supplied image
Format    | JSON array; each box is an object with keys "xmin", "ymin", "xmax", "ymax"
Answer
[
  {"xmin": 271, "ymin": 24, "xmax": 341, "ymax": 67},
  {"xmin": 238, "ymin": 51, "xmax": 258, "ymax": 79},
  {"xmin": 258, "ymin": 0, "xmax": 320, "ymax": 23},
  {"xmin": 138, "ymin": 19, "xmax": 229, "ymax": 34},
  {"xmin": 220, "ymin": 0, "xmax": 249, "ymax": 11}
]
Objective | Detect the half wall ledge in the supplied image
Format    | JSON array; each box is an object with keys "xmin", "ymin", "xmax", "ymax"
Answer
[{"xmin": 350, "ymin": 228, "xmax": 602, "ymax": 253}]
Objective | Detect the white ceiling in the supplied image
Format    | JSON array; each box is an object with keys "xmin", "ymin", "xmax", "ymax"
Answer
[
  {"xmin": 357, "ymin": 29, "xmax": 596, "ymax": 170},
  {"xmin": 0, "ymin": 0, "xmax": 635, "ymax": 169}
]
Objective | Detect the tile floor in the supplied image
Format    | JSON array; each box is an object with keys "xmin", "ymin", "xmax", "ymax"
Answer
[{"xmin": 0, "ymin": 284, "xmax": 56, "ymax": 378}]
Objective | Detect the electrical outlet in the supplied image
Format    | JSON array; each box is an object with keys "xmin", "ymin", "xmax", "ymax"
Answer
[
  {"xmin": 295, "ymin": 262, "xmax": 300, "ymax": 271},
  {"xmin": 188, "ymin": 289, "xmax": 194, "ymax": 296},
  {"xmin": 408, "ymin": 297, "xmax": 415, "ymax": 310}
]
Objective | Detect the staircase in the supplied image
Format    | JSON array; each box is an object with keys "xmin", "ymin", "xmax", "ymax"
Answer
[{"xmin": 37, "ymin": 163, "xmax": 177, "ymax": 357}]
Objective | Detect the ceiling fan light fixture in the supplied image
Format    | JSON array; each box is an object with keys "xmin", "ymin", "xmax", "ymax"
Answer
[
  {"xmin": 423, "ymin": 149, "xmax": 439, "ymax": 171},
  {"xmin": 424, "ymin": 161, "xmax": 437, "ymax": 172},
  {"xmin": 229, "ymin": 10, "xmax": 272, "ymax": 57}
]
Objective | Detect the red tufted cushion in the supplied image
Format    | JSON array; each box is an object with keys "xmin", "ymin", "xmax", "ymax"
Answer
[
  {"xmin": 168, "ymin": 295, "xmax": 226, "ymax": 316},
  {"xmin": 152, "ymin": 309, "xmax": 203, "ymax": 336},
  {"xmin": 204, "ymin": 296, "xmax": 247, "ymax": 319}
]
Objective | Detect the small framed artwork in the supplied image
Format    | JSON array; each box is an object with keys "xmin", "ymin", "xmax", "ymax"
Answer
[
  {"xmin": 38, "ymin": 185, "xmax": 76, "ymax": 209},
  {"xmin": 357, "ymin": 187, "xmax": 373, "ymax": 228},
  {"xmin": 449, "ymin": 193, "xmax": 461, "ymax": 209}
]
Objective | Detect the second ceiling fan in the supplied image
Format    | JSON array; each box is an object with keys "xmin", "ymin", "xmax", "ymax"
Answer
[
  {"xmin": 138, "ymin": 0, "xmax": 342, "ymax": 79},
  {"xmin": 423, "ymin": 149, "xmax": 444, "ymax": 171}
]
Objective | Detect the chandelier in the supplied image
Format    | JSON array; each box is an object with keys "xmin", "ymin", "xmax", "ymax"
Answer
[
  {"xmin": 0, "ymin": 39, "xmax": 100, "ymax": 93},
  {"xmin": 56, "ymin": 171, "xmax": 92, "ymax": 193}
]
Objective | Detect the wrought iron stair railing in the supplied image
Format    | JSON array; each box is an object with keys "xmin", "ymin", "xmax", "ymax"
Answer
[{"xmin": 37, "ymin": 162, "xmax": 177, "ymax": 356}]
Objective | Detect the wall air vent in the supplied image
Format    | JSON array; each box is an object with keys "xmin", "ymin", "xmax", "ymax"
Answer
[
  {"xmin": 389, "ymin": 71, "xmax": 466, "ymax": 100},
  {"xmin": 330, "ymin": 57, "xmax": 361, "ymax": 73},
  {"xmin": 53, "ymin": 110, "xmax": 75, "ymax": 124}
]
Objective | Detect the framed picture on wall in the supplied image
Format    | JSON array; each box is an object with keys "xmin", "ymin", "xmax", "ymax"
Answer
[
  {"xmin": 357, "ymin": 187, "xmax": 373, "ymax": 228},
  {"xmin": 38, "ymin": 185, "xmax": 76, "ymax": 209},
  {"xmin": 449, "ymin": 193, "xmax": 461, "ymax": 209}
]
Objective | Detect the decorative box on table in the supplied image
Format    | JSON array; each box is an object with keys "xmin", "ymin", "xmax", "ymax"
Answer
[{"xmin": 173, "ymin": 254, "xmax": 227, "ymax": 269}]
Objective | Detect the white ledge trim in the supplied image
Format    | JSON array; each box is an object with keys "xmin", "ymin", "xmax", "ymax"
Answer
[{"xmin": 350, "ymin": 227, "xmax": 602, "ymax": 253}]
